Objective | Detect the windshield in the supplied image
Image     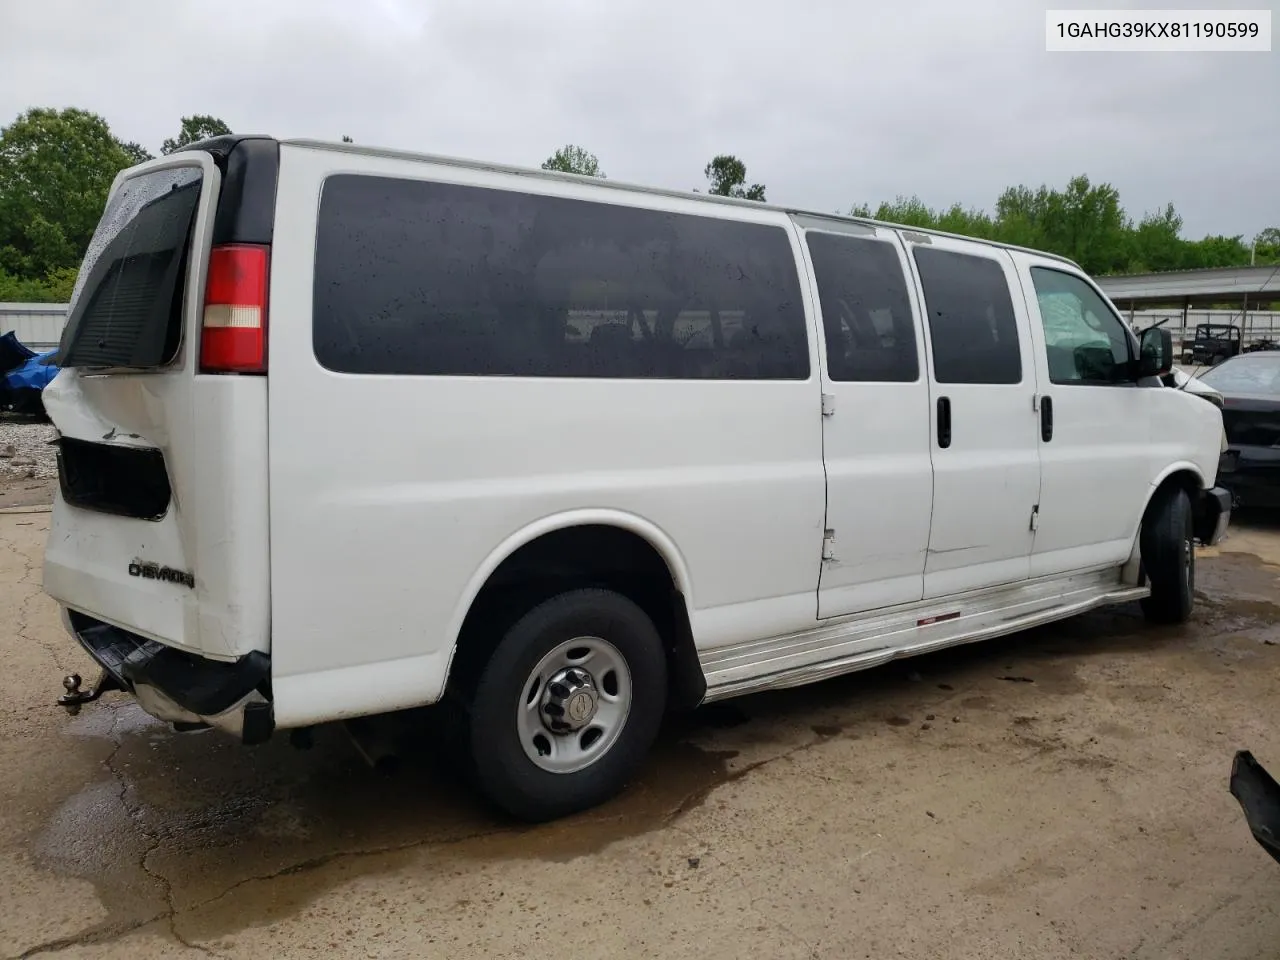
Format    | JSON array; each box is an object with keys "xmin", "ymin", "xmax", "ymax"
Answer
[
  {"xmin": 1195, "ymin": 325, "xmax": 1238, "ymax": 339},
  {"xmin": 1199, "ymin": 355, "xmax": 1280, "ymax": 396}
]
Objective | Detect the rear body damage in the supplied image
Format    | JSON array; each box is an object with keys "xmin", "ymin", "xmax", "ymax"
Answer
[{"xmin": 43, "ymin": 136, "xmax": 276, "ymax": 740}]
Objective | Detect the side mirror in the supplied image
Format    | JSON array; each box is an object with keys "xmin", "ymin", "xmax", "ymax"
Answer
[{"xmin": 1138, "ymin": 327, "xmax": 1173, "ymax": 377}]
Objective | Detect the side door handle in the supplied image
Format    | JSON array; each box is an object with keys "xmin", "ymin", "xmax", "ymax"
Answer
[
  {"xmin": 1040, "ymin": 395, "xmax": 1053, "ymax": 442},
  {"xmin": 937, "ymin": 396, "xmax": 952, "ymax": 449}
]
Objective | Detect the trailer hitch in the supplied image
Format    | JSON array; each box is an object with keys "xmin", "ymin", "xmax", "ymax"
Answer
[{"xmin": 57, "ymin": 670, "xmax": 122, "ymax": 715}]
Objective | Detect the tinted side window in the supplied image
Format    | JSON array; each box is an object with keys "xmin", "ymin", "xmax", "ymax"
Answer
[
  {"xmin": 806, "ymin": 232, "xmax": 918, "ymax": 382},
  {"xmin": 1029, "ymin": 267, "xmax": 1133, "ymax": 384},
  {"xmin": 912, "ymin": 247, "xmax": 1021, "ymax": 385},
  {"xmin": 313, "ymin": 176, "xmax": 808, "ymax": 379}
]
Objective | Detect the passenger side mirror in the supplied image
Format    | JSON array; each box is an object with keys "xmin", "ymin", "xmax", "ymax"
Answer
[{"xmin": 1138, "ymin": 327, "xmax": 1173, "ymax": 377}]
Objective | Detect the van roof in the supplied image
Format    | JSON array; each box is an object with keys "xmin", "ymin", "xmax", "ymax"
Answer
[{"xmin": 231, "ymin": 135, "xmax": 1084, "ymax": 271}]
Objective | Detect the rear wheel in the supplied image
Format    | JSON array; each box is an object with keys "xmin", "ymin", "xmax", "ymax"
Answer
[
  {"xmin": 467, "ymin": 588, "xmax": 667, "ymax": 822},
  {"xmin": 1140, "ymin": 486, "xmax": 1195, "ymax": 624}
]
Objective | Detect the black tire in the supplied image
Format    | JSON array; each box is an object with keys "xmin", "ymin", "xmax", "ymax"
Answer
[
  {"xmin": 1211, "ymin": 353, "xmax": 1225, "ymax": 366},
  {"xmin": 1140, "ymin": 486, "xmax": 1195, "ymax": 624},
  {"xmin": 467, "ymin": 588, "xmax": 667, "ymax": 822}
]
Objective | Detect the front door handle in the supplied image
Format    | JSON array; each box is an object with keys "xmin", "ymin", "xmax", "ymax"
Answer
[
  {"xmin": 1041, "ymin": 395, "xmax": 1053, "ymax": 442},
  {"xmin": 937, "ymin": 396, "xmax": 952, "ymax": 449}
]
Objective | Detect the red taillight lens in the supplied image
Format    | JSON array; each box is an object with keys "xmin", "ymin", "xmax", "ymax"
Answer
[{"xmin": 201, "ymin": 244, "xmax": 269, "ymax": 373}]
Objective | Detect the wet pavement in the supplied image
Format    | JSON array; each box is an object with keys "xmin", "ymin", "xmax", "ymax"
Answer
[{"xmin": 3, "ymin": 507, "xmax": 1279, "ymax": 959}]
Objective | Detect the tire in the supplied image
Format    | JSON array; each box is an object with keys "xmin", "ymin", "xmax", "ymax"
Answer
[
  {"xmin": 467, "ymin": 588, "xmax": 667, "ymax": 822},
  {"xmin": 1140, "ymin": 486, "xmax": 1195, "ymax": 624},
  {"xmin": 1212, "ymin": 353, "xmax": 1225, "ymax": 366}
]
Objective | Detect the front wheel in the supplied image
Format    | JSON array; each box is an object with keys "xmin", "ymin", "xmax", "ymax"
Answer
[
  {"xmin": 1140, "ymin": 486, "xmax": 1195, "ymax": 624},
  {"xmin": 467, "ymin": 588, "xmax": 667, "ymax": 822}
]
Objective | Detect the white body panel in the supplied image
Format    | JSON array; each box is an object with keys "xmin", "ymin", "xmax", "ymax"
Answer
[
  {"xmin": 42, "ymin": 138, "xmax": 1227, "ymax": 736},
  {"xmin": 265, "ymin": 144, "xmax": 827, "ymax": 725},
  {"xmin": 799, "ymin": 222, "xmax": 935, "ymax": 619},
  {"xmin": 907, "ymin": 237, "xmax": 1043, "ymax": 598}
]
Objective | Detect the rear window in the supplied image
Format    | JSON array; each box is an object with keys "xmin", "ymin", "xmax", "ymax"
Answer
[
  {"xmin": 58, "ymin": 166, "xmax": 203, "ymax": 368},
  {"xmin": 313, "ymin": 175, "xmax": 809, "ymax": 380}
]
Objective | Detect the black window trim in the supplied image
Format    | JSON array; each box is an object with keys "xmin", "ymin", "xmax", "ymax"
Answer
[
  {"xmin": 311, "ymin": 172, "xmax": 815, "ymax": 382},
  {"xmin": 1028, "ymin": 263, "xmax": 1140, "ymax": 389},
  {"xmin": 910, "ymin": 243, "xmax": 1025, "ymax": 387},
  {"xmin": 803, "ymin": 227, "xmax": 922, "ymax": 385}
]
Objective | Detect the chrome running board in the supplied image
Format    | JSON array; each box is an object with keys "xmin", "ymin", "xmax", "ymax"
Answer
[{"xmin": 700, "ymin": 568, "xmax": 1147, "ymax": 702}]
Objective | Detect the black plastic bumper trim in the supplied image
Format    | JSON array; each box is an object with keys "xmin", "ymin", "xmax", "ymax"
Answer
[
  {"xmin": 68, "ymin": 611, "xmax": 271, "ymax": 718},
  {"xmin": 1229, "ymin": 750, "xmax": 1280, "ymax": 866},
  {"xmin": 1194, "ymin": 485, "xmax": 1232, "ymax": 545}
]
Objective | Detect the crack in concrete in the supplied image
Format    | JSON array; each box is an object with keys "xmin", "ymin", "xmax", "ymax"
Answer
[
  {"xmin": 15, "ymin": 919, "xmax": 169, "ymax": 960},
  {"xmin": 4, "ymin": 527, "xmax": 70, "ymax": 678},
  {"xmin": 178, "ymin": 822, "xmax": 513, "ymax": 920}
]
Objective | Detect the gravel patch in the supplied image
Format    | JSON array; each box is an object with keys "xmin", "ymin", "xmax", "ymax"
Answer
[{"xmin": 0, "ymin": 421, "xmax": 58, "ymax": 482}]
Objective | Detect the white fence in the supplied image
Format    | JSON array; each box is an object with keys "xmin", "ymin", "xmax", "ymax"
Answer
[
  {"xmin": 1124, "ymin": 308, "xmax": 1280, "ymax": 347},
  {"xmin": 3, "ymin": 301, "xmax": 1279, "ymax": 357},
  {"xmin": 0, "ymin": 303, "xmax": 69, "ymax": 351}
]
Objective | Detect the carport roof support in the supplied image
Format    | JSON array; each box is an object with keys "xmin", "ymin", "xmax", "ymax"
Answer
[{"xmin": 1097, "ymin": 265, "xmax": 1280, "ymax": 308}]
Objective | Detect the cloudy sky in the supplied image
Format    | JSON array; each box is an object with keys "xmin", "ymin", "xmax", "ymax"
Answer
[{"xmin": 2, "ymin": 0, "xmax": 1275, "ymax": 240}]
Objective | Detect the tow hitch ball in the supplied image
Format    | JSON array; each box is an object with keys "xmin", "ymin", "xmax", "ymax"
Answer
[{"xmin": 56, "ymin": 670, "xmax": 121, "ymax": 715}]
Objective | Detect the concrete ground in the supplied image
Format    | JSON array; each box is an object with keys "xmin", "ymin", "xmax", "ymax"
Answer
[{"xmin": 2, "ymin": 508, "xmax": 1279, "ymax": 960}]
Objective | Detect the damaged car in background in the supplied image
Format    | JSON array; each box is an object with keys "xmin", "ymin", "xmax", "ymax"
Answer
[
  {"xmin": 0, "ymin": 331, "xmax": 58, "ymax": 419},
  {"xmin": 1198, "ymin": 351, "xmax": 1280, "ymax": 510}
]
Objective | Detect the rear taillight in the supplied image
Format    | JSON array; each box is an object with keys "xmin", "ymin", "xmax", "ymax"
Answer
[{"xmin": 201, "ymin": 244, "xmax": 269, "ymax": 374}]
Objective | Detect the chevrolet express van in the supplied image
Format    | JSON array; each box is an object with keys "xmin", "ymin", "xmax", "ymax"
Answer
[{"xmin": 42, "ymin": 136, "xmax": 1231, "ymax": 821}]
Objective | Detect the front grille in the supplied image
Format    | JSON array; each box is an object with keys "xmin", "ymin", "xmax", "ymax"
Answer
[
  {"xmin": 1223, "ymin": 411, "xmax": 1280, "ymax": 448},
  {"xmin": 56, "ymin": 437, "xmax": 171, "ymax": 521}
]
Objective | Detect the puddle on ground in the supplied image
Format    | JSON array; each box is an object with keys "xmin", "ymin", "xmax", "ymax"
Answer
[
  {"xmin": 30, "ymin": 700, "xmax": 745, "ymax": 944},
  {"xmin": 23, "ymin": 549, "xmax": 1280, "ymax": 945}
]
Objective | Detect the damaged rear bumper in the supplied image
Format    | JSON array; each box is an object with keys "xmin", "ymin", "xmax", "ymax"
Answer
[
  {"xmin": 1229, "ymin": 750, "xmax": 1280, "ymax": 866},
  {"xmin": 61, "ymin": 609, "xmax": 275, "ymax": 744}
]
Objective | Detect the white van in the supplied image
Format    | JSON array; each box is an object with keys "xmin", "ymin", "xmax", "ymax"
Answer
[{"xmin": 42, "ymin": 136, "xmax": 1231, "ymax": 821}]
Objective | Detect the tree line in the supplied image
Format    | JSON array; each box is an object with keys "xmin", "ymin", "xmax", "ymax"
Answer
[
  {"xmin": 545, "ymin": 143, "xmax": 1278, "ymax": 280},
  {"xmin": 0, "ymin": 108, "xmax": 1273, "ymax": 305}
]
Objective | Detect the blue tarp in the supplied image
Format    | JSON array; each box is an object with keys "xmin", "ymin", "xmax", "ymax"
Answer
[
  {"xmin": 0, "ymin": 331, "xmax": 58, "ymax": 393},
  {"xmin": 5, "ymin": 350, "xmax": 58, "ymax": 390}
]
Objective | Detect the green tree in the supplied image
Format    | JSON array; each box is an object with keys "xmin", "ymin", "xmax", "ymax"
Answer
[
  {"xmin": 161, "ymin": 114, "xmax": 232, "ymax": 155},
  {"xmin": 1253, "ymin": 227, "xmax": 1280, "ymax": 264},
  {"xmin": 704, "ymin": 155, "xmax": 765, "ymax": 201},
  {"xmin": 0, "ymin": 107, "xmax": 135, "ymax": 280},
  {"xmin": 1186, "ymin": 234, "xmax": 1252, "ymax": 269},
  {"xmin": 1129, "ymin": 203, "xmax": 1184, "ymax": 273},
  {"xmin": 1034, "ymin": 175, "xmax": 1130, "ymax": 274},
  {"xmin": 541, "ymin": 144, "xmax": 604, "ymax": 177},
  {"xmin": 845, "ymin": 175, "xmax": 1267, "ymax": 276},
  {"xmin": 117, "ymin": 140, "xmax": 153, "ymax": 164},
  {"xmin": 935, "ymin": 203, "xmax": 996, "ymax": 240},
  {"xmin": 874, "ymin": 195, "xmax": 937, "ymax": 228}
]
